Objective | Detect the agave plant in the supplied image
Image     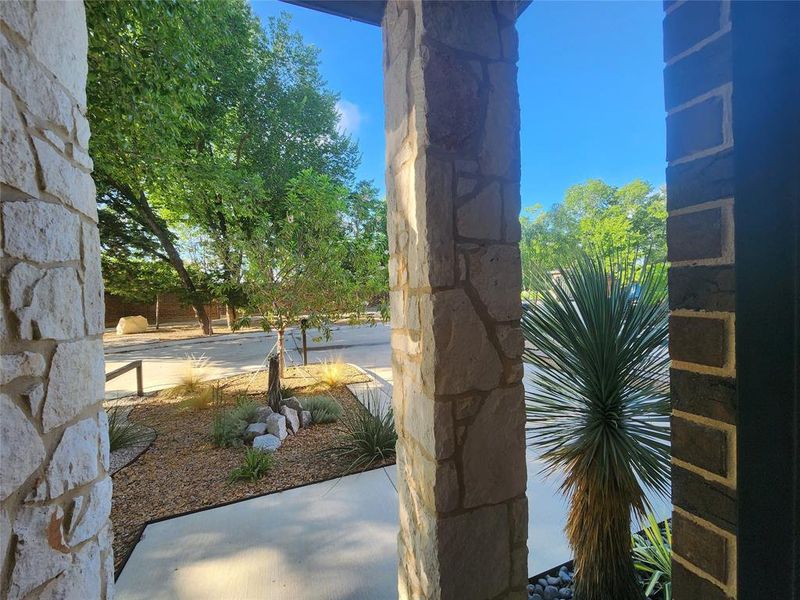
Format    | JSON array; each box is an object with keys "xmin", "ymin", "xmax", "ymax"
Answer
[
  {"xmin": 522, "ymin": 253, "xmax": 670, "ymax": 600},
  {"xmin": 632, "ymin": 514, "xmax": 672, "ymax": 600}
]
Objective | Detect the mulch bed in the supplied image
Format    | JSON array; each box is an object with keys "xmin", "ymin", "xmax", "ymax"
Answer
[{"xmin": 110, "ymin": 364, "xmax": 391, "ymax": 573}]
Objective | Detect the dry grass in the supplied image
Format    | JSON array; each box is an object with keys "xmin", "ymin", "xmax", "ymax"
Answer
[
  {"xmin": 319, "ymin": 357, "xmax": 349, "ymax": 387},
  {"xmin": 110, "ymin": 363, "xmax": 378, "ymax": 574}
]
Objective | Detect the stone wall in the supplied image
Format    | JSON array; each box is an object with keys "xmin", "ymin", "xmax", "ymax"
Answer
[
  {"xmin": 663, "ymin": 1, "xmax": 737, "ymax": 598},
  {"xmin": 383, "ymin": 1, "xmax": 528, "ymax": 597},
  {"xmin": 0, "ymin": 2, "xmax": 113, "ymax": 598}
]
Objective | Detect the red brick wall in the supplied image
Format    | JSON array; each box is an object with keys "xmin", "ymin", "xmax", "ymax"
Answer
[{"xmin": 103, "ymin": 293, "xmax": 222, "ymax": 328}]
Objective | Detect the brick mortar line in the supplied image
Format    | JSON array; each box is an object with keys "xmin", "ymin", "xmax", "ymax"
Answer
[
  {"xmin": 667, "ymin": 197, "xmax": 733, "ymax": 218},
  {"xmin": 665, "ymin": 23, "xmax": 732, "ymax": 68},
  {"xmin": 672, "ymin": 409, "xmax": 737, "ymax": 485},
  {"xmin": 666, "ymin": 82, "xmax": 732, "ymax": 117},
  {"xmin": 672, "ymin": 456, "xmax": 736, "ymax": 489},
  {"xmin": 672, "ymin": 552, "xmax": 736, "ymax": 597}
]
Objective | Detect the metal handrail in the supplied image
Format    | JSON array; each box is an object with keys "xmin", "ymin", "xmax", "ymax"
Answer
[{"xmin": 105, "ymin": 360, "xmax": 143, "ymax": 396}]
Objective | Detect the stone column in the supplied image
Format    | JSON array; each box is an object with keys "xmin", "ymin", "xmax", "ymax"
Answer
[
  {"xmin": 1, "ymin": 2, "xmax": 112, "ymax": 598},
  {"xmin": 383, "ymin": 1, "xmax": 528, "ymax": 597}
]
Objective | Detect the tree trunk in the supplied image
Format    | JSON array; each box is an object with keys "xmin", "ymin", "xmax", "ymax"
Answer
[
  {"xmin": 277, "ymin": 328, "xmax": 286, "ymax": 377},
  {"xmin": 155, "ymin": 294, "xmax": 160, "ymax": 330},
  {"xmin": 134, "ymin": 191, "xmax": 212, "ymax": 335},
  {"xmin": 266, "ymin": 354, "xmax": 281, "ymax": 412},
  {"xmin": 225, "ymin": 304, "xmax": 237, "ymax": 330}
]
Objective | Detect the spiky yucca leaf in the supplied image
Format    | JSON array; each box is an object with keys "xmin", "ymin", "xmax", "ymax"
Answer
[{"xmin": 523, "ymin": 252, "xmax": 670, "ymax": 600}]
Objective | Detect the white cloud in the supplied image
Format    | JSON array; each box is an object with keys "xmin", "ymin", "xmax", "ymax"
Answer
[{"xmin": 335, "ymin": 99, "xmax": 363, "ymax": 136}]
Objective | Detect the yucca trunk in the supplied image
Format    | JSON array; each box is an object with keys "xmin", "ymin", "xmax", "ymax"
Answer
[{"xmin": 568, "ymin": 477, "xmax": 644, "ymax": 600}]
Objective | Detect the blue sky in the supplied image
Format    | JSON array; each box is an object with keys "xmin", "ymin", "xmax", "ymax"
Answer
[{"xmin": 250, "ymin": 1, "xmax": 666, "ymax": 210}]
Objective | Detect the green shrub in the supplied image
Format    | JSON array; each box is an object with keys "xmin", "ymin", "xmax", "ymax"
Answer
[
  {"xmin": 632, "ymin": 514, "xmax": 672, "ymax": 600},
  {"xmin": 326, "ymin": 393, "xmax": 396, "ymax": 472},
  {"xmin": 302, "ymin": 396, "xmax": 342, "ymax": 424},
  {"xmin": 107, "ymin": 408, "xmax": 152, "ymax": 452},
  {"xmin": 231, "ymin": 396, "xmax": 259, "ymax": 423},
  {"xmin": 211, "ymin": 411, "xmax": 246, "ymax": 448},
  {"xmin": 279, "ymin": 385, "xmax": 294, "ymax": 400},
  {"xmin": 228, "ymin": 448, "xmax": 274, "ymax": 483}
]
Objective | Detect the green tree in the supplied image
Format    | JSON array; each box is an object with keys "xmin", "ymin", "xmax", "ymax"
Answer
[
  {"xmin": 87, "ymin": 2, "xmax": 359, "ymax": 334},
  {"xmin": 520, "ymin": 179, "xmax": 666, "ymax": 289},
  {"xmin": 233, "ymin": 171, "xmax": 384, "ymax": 374}
]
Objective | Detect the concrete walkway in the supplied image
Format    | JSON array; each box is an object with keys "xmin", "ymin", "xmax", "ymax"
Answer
[{"xmin": 116, "ymin": 467, "xmax": 401, "ymax": 600}]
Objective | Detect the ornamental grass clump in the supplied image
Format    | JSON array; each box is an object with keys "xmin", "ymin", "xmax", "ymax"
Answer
[
  {"xmin": 210, "ymin": 411, "xmax": 246, "ymax": 448},
  {"xmin": 228, "ymin": 448, "xmax": 274, "ymax": 483},
  {"xmin": 230, "ymin": 396, "xmax": 259, "ymax": 424},
  {"xmin": 319, "ymin": 358, "xmax": 347, "ymax": 387},
  {"xmin": 107, "ymin": 408, "xmax": 152, "ymax": 452},
  {"xmin": 326, "ymin": 392, "xmax": 396, "ymax": 472},
  {"xmin": 302, "ymin": 396, "xmax": 342, "ymax": 424},
  {"xmin": 523, "ymin": 252, "xmax": 670, "ymax": 600}
]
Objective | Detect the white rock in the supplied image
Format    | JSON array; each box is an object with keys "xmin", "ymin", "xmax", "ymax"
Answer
[
  {"xmin": 82, "ymin": 222, "xmax": 104, "ymax": 335},
  {"xmin": 252, "ymin": 434, "xmax": 281, "ymax": 452},
  {"xmin": 0, "ymin": 351, "xmax": 45, "ymax": 385},
  {"xmin": 8, "ymin": 263, "xmax": 84, "ymax": 340},
  {"xmin": 66, "ymin": 476, "xmax": 111, "ymax": 546},
  {"xmin": 42, "ymin": 339, "xmax": 104, "ymax": 432},
  {"xmin": 281, "ymin": 405, "xmax": 300, "ymax": 434},
  {"xmin": 73, "ymin": 106, "xmax": 90, "ymax": 150},
  {"xmin": 9, "ymin": 504, "xmax": 70, "ymax": 600},
  {"xmin": 265, "ymin": 413, "xmax": 287, "ymax": 440},
  {"xmin": 245, "ymin": 422, "xmax": 267, "ymax": 437},
  {"xmin": 3, "ymin": 202, "xmax": 81, "ymax": 262},
  {"xmin": 45, "ymin": 417, "xmax": 100, "ymax": 498},
  {"xmin": 116, "ymin": 315, "xmax": 148, "ymax": 335},
  {"xmin": 300, "ymin": 410, "xmax": 312, "ymax": 428},
  {"xmin": 32, "ymin": 137, "xmax": 97, "ymax": 221},
  {"xmin": 0, "ymin": 84, "xmax": 38, "ymax": 197},
  {"xmin": 0, "ymin": 394, "xmax": 46, "ymax": 501}
]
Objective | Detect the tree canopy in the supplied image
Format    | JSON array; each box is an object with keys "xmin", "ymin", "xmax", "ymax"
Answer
[
  {"xmin": 520, "ymin": 179, "xmax": 666, "ymax": 286},
  {"xmin": 87, "ymin": 0, "xmax": 363, "ymax": 332}
]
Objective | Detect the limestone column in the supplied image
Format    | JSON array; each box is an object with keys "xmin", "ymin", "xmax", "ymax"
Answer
[
  {"xmin": 1, "ymin": 1, "xmax": 112, "ymax": 597},
  {"xmin": 383, "ymin": 1, "xmax": 528, "ymax": 597}
]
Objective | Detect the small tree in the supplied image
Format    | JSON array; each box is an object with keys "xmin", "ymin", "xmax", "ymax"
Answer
[{"xmin": 233, "ymin": 170, "xmax": 382, "ymax": 374}]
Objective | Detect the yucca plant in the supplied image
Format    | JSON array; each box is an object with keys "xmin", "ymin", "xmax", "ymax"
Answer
[
  {"xmin": 325, "ymin": 393, "xmax": 396, "ymax": 472},
  {"xmin": 107, "ymin": 408, "xmax": 153, "ymax": 452},
  {"xmin": 522, "ymin": 252, "xmax": 670, "ymax": 600},
  {"xmin": 632, "ymin": 514, "xmax": 672, "ymax": 600}
]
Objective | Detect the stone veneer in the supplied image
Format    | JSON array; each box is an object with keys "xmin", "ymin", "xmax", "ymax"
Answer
[
  {"xmin": 663, "ymin": 1, "xmax": 737, "ymax": 598},
  {"xmin": 1, "ymin": 2, "xmax": 112, "ymax": 598},
  {"xmin": 383, "ymin": 1, "xmax": 528, "ymax": 597}
]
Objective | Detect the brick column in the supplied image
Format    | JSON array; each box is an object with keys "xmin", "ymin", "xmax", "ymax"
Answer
[
  {"xmin": 663, "ymin": 1, "xmax": 737, "ymax": 598},
  {"xmin": 0, "ymin": 2, "xmax": 112, "ymax": 598},
  {"xmin": 383, "ymin": 1, "xmax": 528, "ymax": 598}
]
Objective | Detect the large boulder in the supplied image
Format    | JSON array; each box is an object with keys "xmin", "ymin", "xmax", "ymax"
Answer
[
  {"xmin": 252, "ymin": 434, "xmax": 281, "ymax": 453},
  {"xmin": 243, "ymin": 422, "xmax": 268, "ymax": 443},
  {"xmin": 265, "ymin": 413, "xmax": 287, "ymax": 440},
  {"xmin": 281, "ymin": 406, "xmax": 300, "ymax": 434},
  {"xmin": 116, "ymin": 315, "xmax": 148, "ymax": 335}
]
